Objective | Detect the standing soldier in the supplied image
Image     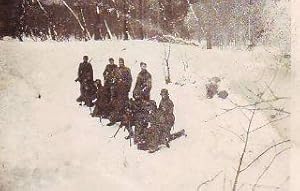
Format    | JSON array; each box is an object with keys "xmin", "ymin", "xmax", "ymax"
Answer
[
  {"xmin": 133, "ymin": 62, "xmax": 152, "ymax": 101},
  {"xmin": 106, "ymin": 58, "xmax": 132, "ymax": 126},
  {"xmin": 115, "ymin": 58, "xmax": 132, "ymax": 100},
  {"xmin": 157, "ymin": 89, "xmax": 175, "ymax": 148},
  {"xmin": 103, "ymin": 58, "xmax": 118, "ymax": 102},
  {"xmin": 75, "ymin": 55, "xmax": 93, "ymax": 102}
]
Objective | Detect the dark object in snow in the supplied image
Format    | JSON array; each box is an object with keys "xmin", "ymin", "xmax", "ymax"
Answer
[
  {"xmin": 37, "ymin": 94, "xmax": 41, "ymax": 99},
  {"xmin": 206, "ymin": 82, "xmax": 218, "ymax": 99},
  {"xmin": 218, "ymin": 90, "xmax": 228, "ymax": 99},
  {"xmin": 137, "ymin": 129, "xmax": 186, "ymax": 152}
]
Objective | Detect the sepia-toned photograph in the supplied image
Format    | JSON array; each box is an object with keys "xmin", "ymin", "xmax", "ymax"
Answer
[{"xmin": 0, "ymin": 0, "xmax": 294, "ymax": 190}]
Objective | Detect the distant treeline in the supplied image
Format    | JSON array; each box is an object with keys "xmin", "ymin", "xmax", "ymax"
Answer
[
  {"xmin": 0, "ymin": 0, "xmax": 290, "ymax": 51},
  {"xmin": 0, "ymin": 0, "xmax": 191, "ymax": 41}
]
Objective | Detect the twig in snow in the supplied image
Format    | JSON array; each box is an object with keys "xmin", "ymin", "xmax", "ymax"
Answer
[
  {"xmin": 196, "ymin": 171, "xmax": 223, "ymax": 191},
  {"xmin": 232, "ymin": 108, "xmax": 256, "ymax": 191},
  {"xmin": 240, "ymin": 139, "xmax": 290, "ymax": 173},
  {"xmin": 249, "ymin": 114, "xmax": 290, "ymax": 134},
  {"xmin": 252, "ymin": 147, "xmax": 290, "ymax": 191},
  {"xmin": 218, "ymin": 125, "xmax": 245, "ymax": 143}
]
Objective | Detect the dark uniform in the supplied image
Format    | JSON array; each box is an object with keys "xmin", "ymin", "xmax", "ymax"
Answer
[
  {"xmin": 91, "ymin": 80, "xmax": 111, "ymax": 118},
  {"xmin": 103, "ymin": 61, "xmax": 118, "ymax": 101},
  {"xmin": 82, "ymin": 79, "xmax": 97, "ymax": 107},
  {"xmin": 115, "ymin": 65, "xmax": 132, "ymax": 99},
  {"xmin": 157, "ymin": 89, "xmax": 175, "ymax": 147},
  {"xmin": 107, "ymin": 59, "xmax": 133, "ymax": 126},
  {"xmin": 76, "ymin": 57, "xmax": 93, "ymax": 102},
  {"xmin": 133, "ymin": 69, "xmax": 152, "ymax": 101}
]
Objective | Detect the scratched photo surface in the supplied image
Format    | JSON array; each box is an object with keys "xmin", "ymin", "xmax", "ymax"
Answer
[{"xmin": 0, "ymin": 0, "xmax": 292, "ymax": 191}]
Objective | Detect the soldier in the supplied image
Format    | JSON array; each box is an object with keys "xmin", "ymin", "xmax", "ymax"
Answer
[
  {"xmin": 91, "ymin": 79, "xmax": 111, "ymax": 118},
  {"xmin": 133, "ymin": 62, "xmax": 152, "ymax": 101},
  {"xmin": 75, "ymin": 55, "xmax": 93, "ymax": 102},
  {"xmin": 103, "ymin": 58, "xmax": 118, "ymax": 102},
  {"xmin": 81, "ymin": 77, "xmax": 97, "ymax": 107},
  {"xmin": 157, "ymin": 89, "xmax": 175, "ymax": 148},
  {"xmin": 115, "ymin": 58, "xmax": 132, "ymax": 99},
  {"xmin": 132, "ymin": 92, "xmax": 157, "ymax": 145},
  {"xmin": 120, "ymin": 98, "xmax": 135, "ymax": 139},
  {"xmin": 106, "ymin": 58, "xmax": 133, "ymax": 126},
  {"xmin": 143, "ymin": 100, "xmax": 159, "ymax": 152}
]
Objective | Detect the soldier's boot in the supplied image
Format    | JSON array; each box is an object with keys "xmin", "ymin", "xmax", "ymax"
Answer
[
  {"xmin": 76, "ymin": 95, "xmax": 84, "ymax": 102},
  {"xmin": 106, "ymin": 122, "xmax": 116, "ymax": 126},
  {"xmin": 125, "ymin": 127, "xmax": 134, "ymax": 140},
  {"xmin": 166, "ymin": 141, "xmax": 170, "ymax": 148},
  {"xmin": 85, "ymin": 100, "xmax": 94, "ymax": 107}
]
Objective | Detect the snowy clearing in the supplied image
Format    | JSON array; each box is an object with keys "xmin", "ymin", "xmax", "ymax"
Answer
[{"xmin": 0, "ymin": 40, "xmax": 290, "ymax": 191}]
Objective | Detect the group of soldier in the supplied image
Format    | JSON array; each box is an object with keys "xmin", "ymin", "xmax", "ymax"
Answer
[{"xmin": 75, "ymin": 56, "xmax": 179, "ymax": 153}]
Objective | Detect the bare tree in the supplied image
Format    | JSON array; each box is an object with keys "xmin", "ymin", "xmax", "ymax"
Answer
[{"xmin": 163, "ymin": 43, "xmax": 172, "ymax": 84}]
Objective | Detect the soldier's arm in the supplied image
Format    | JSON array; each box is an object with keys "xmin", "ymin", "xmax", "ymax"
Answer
[
  {"xmin": 77, "ymin": 63, "xmax": 83, "ymax": 81},
  {"xmin": 127, "ymin": 69, "xmax": 133, "ymax": 88},
  {"xmin": 103, "ymin": 66, "xmax": 109, "ymax": 79},
  {"xmin": 145, "ymin": 73, "xmax": 152, "ymax": 91}
]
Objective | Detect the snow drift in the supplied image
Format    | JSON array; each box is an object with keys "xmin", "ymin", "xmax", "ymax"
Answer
[{"xmin": 0, "ymin": 40, "xmax": 290, "ymax": 191}]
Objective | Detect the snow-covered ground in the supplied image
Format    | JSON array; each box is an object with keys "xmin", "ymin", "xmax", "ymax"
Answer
[{"xmin": 0, "ymin": 40, "xmax": 290, "ymax": 191}]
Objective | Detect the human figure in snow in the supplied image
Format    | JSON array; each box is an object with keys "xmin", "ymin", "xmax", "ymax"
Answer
[
  {"xmin": 103, "ymin": 58, "xmax": 118, "ymax": 102},
  {"xmin": 106, "ymin": 58, "xmax": 133, "ymax": 126},
  {"xmin": 81, "ymin": 76, "xmax": 97, "ymax": 107},
  {"xmin": 156, "ymin": 89, "xmax": 175, "ymax": 148},
  {"xmin": 115, "ymin": 58, "xmax": 132, "ymax": 100},
  {"xmin": 133, "ymin": 62, "xmax": 152, "ymax": 101},
  {"xmin": 76, "ymin": 55, "xmax": 93, "ymax": 102},
  {"xmin": 141, "ymin": 100, "xmax": 159, "ymax": 152},
  {"xmin": 91, "ymin": 79, "xmax": 111, "ymax": 118},
  {"xmin": 130, "ymin": 92, "xmax": 158, "ymax": 145}
]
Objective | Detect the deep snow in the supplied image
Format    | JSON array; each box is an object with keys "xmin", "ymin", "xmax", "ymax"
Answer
[{"xmin": 0, "ymin": 40, "xmax": 290, "ymax": 191}]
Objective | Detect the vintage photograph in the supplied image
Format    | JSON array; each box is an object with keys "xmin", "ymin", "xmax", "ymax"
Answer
[{"xmin": 0, "ymin": 0, "xmax": 292, "ymax": 190}]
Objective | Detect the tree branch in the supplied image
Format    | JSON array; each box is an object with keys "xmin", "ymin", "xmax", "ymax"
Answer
[
  {"xmin": 252, "ymin": 147, "xmax": 290, "ymax": 191},
  {"xmin": 240, "ymin": 139, "xmax": 290, "ymax": 173},
  {"xmin": 196, "ymin": 171, "xmax": 223, "ymax": 191},
  {"xmin": 232, "ymin": 108, "xmax": 256, "ymax": 191}
]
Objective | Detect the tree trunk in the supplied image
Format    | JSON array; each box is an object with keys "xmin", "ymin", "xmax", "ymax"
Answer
[
  {"xmin": 138, "ymin": 0, "xmax": 144, "ymax": 39},
  {"xmin": 207, "ymin": 28, "xmax": 212, "ymax": 49},
  {"xmin": 17, "ymin": 0, "xmax": 26, "ymax": 41},
  {"xmin": 123, "ymin": 0, "xmax": 129, "ymax": 40}
]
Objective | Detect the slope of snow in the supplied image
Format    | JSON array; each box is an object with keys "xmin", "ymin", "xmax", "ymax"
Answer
[{"xmin": 0, "ymin": 40, "xmax": 290, "ymax": 191}]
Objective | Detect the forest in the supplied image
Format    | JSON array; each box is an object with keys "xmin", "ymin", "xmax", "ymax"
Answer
[{"xmin": 0, "ymin": 0, "xmax": 290, "ymax": 51}]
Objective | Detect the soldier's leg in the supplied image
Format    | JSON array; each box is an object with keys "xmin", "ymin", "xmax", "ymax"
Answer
[
  {"xmin": 77, "ymin": 82, "xmax": 85, "ymax": 102},
  {"xmin": 147, "ymin": 128, "xmax": 159, "ymax": 153}
]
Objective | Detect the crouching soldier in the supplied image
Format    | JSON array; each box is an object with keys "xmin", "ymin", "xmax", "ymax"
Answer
[
  {"xmin": 144, "ymin": 101, "xmax": 160, "ymax": 153},
  {"xmin": 157, "ymin": 89, "xmax": 175, "ymax": 148},
  {"xmin": 91, "ymin": 79, "xmax": 110, "ymax": 118},
  {"xmin": 81, "ymin": 76, "xmax": 97, "ymax": 107}
]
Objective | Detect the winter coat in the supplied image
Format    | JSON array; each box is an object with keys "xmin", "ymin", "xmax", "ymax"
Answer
[
  {"xmin": 133, "ymin": 70, "xmax": 152, "ymax": 100},
  {"xmin": 158, "ymin": 96, "xmax": 174, "ymax": 115},
  {"xmin": 78, "ymin": 62, "xmax": 93, "ymax": 82},
  {"xmin": 103, "ymin": 63, "xmax": 118, "ymax": 85},
  {"xmin": 157, "ymin": 96, "xmax": 175, "ymax": 137},
  {"xmin": 115, "ymin": 66, "xmax": 133, "ymax": 95}
]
